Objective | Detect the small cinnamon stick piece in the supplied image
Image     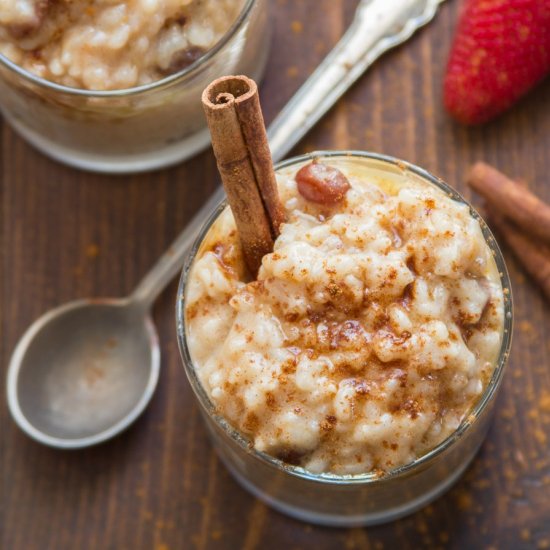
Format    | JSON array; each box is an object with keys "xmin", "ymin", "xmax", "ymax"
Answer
[
  {"xmin": 202, "ymin": 76, "xmax": 285, "ymax": 275},
  {"xmin": 485, "ymin": 207, "xmax": 550, "ymax": 300},
  {"xmin": 468, "ymin": 162, "xmax": 550, "ymax": 244}
]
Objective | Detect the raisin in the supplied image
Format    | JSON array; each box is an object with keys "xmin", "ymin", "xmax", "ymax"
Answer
[
  {"xmin": 161, "ymin": 46, "xmax": 205, "ymax": 76},
  {"xmin": 295, "ymin": 161, "xmax": 351, "ymax": 205},
  {"xmin": 7, "ymin": 0, "xmax": 51, "ymax": 39}
]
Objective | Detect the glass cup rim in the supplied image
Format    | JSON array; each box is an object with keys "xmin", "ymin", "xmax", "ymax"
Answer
[
  {"xmin": 0, "ymin": 0, "xmax": 256, "ymax": 98},
  {"xmin": 176, "ymin": 150, "xmax": 514, "ymax": 486}
]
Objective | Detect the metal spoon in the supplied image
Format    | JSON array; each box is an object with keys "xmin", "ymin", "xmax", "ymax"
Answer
[{"xmin": 7, "ymin": 0, "xmax": 445, "ymax": 448}]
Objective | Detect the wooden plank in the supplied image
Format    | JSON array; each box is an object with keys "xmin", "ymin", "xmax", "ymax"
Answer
[{"xmin": 2, "ymin": 1, "xmax": 549, "ymax": 548}]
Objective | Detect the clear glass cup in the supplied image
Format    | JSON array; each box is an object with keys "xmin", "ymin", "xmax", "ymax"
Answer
[
  {"xmin": 176, "ymin": 151, "xmax": 513, "ymax": 527},
  {"xmin": 0, "ymin": 0, "xmax": 269, "ymax": 173}
]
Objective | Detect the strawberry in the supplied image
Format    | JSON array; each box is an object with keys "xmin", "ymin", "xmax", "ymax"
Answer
[{"xmin": 444, "ymin": 0, "xmax": 550, "ymax": 125}]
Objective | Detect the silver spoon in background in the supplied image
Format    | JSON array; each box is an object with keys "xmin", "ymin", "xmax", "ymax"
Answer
[{"xmin": 7, "ymin": 0, "xmax": 445, "ymax": 448}]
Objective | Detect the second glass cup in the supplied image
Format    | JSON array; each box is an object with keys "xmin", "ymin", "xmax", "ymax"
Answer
[{"xmin": 0, "ymin": 0, "xmax": 269, "ymax": 173}]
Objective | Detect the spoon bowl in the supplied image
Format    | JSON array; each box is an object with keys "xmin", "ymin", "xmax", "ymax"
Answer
[{"xmin": 7, "ymin": 299, "xmax": 160, "ymax": 448}]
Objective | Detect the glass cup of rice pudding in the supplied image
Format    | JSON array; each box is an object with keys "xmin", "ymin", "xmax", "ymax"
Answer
[
  {"xmin": 176, "ymin": 151, "xmax": 512, "ymax": 526},
  {"xmin": 0, "ymin": 0, "xmax": 269, "ymax": 172}
]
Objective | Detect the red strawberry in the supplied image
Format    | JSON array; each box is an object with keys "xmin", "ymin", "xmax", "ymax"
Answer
[{"xmin": 444, "ymin": 0, "xmax": 550, "ymax": 125}]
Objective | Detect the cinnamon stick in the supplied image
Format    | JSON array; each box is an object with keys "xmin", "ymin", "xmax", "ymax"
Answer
[
  {"xmin": 485, "ymin": 207, "xmax": 550, "ymax": 300},
  {"xmin": 202, "ymin": 75, "xmax": 285, "ymax": 275},
  {"xmin": 468, "ymin": 162, "xmax": 550, "ymax": 244}
]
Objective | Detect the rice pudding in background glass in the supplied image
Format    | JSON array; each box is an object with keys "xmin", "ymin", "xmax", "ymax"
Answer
[
  {"xmin": 0, "ymin": 0, "xmax": 269, "ymax": 172},
  {"xmin": 177, "ymin": 151, "xmax": 512, "ymax": 527}
]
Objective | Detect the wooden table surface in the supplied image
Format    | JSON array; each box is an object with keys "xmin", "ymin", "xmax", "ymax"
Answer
[{"xmin": 2, "ymin": 1, "xmax": 550, "ymax": 548}]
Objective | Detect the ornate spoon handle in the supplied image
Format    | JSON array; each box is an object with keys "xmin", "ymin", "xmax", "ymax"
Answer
[{"xmin": 267, "ymin": 0, "xmax": 446, "ymax": 159}]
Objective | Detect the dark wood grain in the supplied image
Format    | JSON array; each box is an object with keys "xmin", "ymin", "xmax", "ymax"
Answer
[{"xmin": 2, "ymin": 1, "xmax": 550, "ymax": 548}]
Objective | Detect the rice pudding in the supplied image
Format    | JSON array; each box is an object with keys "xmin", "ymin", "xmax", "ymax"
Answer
[
  {"xmin": 184, "ymin": 156, "xmax": 505, "ymax": 475},
  {"xmin": 0, "ymin": 0, "xmax": 245, "ymax": 90}
]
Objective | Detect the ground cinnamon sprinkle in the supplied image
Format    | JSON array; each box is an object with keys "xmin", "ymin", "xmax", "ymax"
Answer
[
  {"xmin": 539, "ymin": 392, "xmax": 550, "ymax": 413},
  {"xmin": 85, "ymin": 244, "xmax": 100, "ymax": 258}
]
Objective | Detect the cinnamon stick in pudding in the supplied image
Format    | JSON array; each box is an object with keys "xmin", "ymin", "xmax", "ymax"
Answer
[
  {"xmin": 468, "ymin": 162, "xmax": 550, "ymax": 244},
  {"xmin": 485, "ymin": 207, "xmax": 550, "ymax": 300},
  {"xmin": 202, "ymin": 75, "xmax": 285, "ymax": 275}
]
